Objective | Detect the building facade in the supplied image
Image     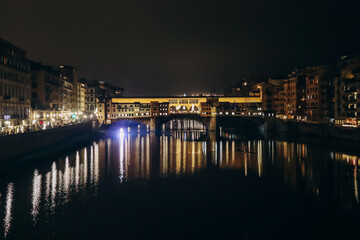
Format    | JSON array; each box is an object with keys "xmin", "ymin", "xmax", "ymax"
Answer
[
  {"xmin": 0, "ymin": 39, "xmax": 31, "ymax": 134},
  {"xmin": 61, "ymin": 76, "xmax": 74, "ymax": 113},
  {"xmin": 59, "ymin": 65, "xmax": 78, "ymax": 112},
  {"xmin": 284, "ymin": 69, "xmax": 307, "ymax": 120},
  {"xmin": 30, "ymin": 62, "xmax": 61, "ymax": 111},
  {"xmin": 77, "ymin": 79, "xmax": 87, "ymax": 113},
  {"xmin": 305, "ymin": 66, "xmax": 333, "ymax": 122},
  {"xmin": 86, "ymin": 85, "xmax": 97, "ymax": 112},
  {"xmin": 334, "ymin": 54, "xmax": 360, "ymax": 126},
  {"xmin": 97, "ymin": 96, "xmax": 264, "ymax": 125}
]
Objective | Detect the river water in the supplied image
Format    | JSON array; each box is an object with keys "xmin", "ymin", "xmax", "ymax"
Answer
[{"xmin": 0, "ymin": 128, "xmax": 359, "ymax": 239}]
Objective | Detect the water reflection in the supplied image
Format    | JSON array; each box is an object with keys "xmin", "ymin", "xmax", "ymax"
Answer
[
  {"xmin": 0, "ymin": 130, "xmax": 359, "ymax": 238},
  {"xmin": 4, "ymin": 182, "xmax": 14, "ymax": 238},
  {"xmin": 31, "ymin": 170, "xmax": 42, "ymax": 223}
]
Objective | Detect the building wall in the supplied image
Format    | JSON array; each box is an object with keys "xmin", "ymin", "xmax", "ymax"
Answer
[
  {"xmin": 200, "ymin": 102, "xmax": 212, "ymax": 116},
  {"xmin": 30, "ymin": 63, "xmax": 62, "ymax": 111},
  {"xmin": 111, "ymin": 96, "xmax": 262, "ymax": 115},
  {"xmin": 159, "ymin": 102, "xmax": 169, "ymax": 116},
  {"xmin": 61, "ymin": 78, "xmax": 73, "ymax": 113},
  {"xmin": 284, "ymin": 70, "xmax": 307, "ymax": 120},
  {"xmin": 0, "ymin": 39, "xmax": 31, "ymax": 133},
  {"xmin": 99, "ymin": 96, "xmax": 264, "ymax": 123},
  {"xmin": 272, "ymin": 84, "xmax": 284, "ymax": 117},
  {"xmin": 0, "ymin": 121, "xmax": 93, "ymax": 162},
  {"xmin": 77, "ymin": 82, "xmax": 86, "ymax": 112},
  {"xmin": 97, "ymin": 100, "xmax": 106, "ymax": 124},
  {"xmin": 86, "ymin": 86, "xmax": 96, "ymax": 112},
  {"xmin": 59, "ymin": 66, "xmax": 78, "ymax": 111},
  {"xmin": 335, "ymin": 54, "xmax": 360, "ymax": 126}
]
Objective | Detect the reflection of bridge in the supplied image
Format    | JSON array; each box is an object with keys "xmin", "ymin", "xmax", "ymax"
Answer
[{"xmin": 97, "ymin": 96, "xmax": 269, "ymax": 131}]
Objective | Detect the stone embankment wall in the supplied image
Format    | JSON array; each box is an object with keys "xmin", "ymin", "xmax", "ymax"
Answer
[
  {"xmin": 266, "ymin": 119, "xmax": 360, "ymax": 142},
  {"xmin": 0, "ymin": 121, "xmax": 96, "ymax": 162}
]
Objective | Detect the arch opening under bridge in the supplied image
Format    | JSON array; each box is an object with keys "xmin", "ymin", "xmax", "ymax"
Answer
[
  {"xmin": 106, "ymin": 114, "xmax": 265, "ymax": 133},
  {"xmin": 158, "ymin": 114, "xmax": 211, "ymax": 131},
  {"xmin": 107, "ymin": 118, "xmax": 152, "ymax": 132}
]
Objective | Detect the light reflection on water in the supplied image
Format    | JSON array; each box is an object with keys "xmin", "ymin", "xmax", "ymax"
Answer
[
  {"xmin": 31, "ymin": 170, "xmax": 41, "ymax": 223},
  {"xmin": 0, "ymin": 130, "xmax": 359, "ymax": 238},
  {"xmin": 4, "ymin": 182, "xmax": 14, "ymax": 238}
]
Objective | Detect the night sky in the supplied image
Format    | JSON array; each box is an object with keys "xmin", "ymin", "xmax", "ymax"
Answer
[{"xmin": 1, "ymin": 0, "xmax": 360, "ymax": 96}]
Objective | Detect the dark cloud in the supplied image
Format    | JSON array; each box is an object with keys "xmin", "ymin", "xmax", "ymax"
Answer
[{"xmin": 1, "ymin": 0, "xmax": 359, "ymax": 95}]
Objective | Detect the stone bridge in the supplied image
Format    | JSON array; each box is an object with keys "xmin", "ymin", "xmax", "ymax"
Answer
[{"xmin": 109, "ymin": 114, "xmax": 265, "ymax": 132}]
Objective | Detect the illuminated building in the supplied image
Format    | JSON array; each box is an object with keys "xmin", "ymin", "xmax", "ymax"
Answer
[
  {"xmin": 97, "ymin": 95, "xmax": 263, "ymax": 125},
  {"xmin": 97, "ymin": 99, "xmax": 106, "ymax": 124},
  {"xmin": 334, "ymin": 54, "xmax": 360, "ymax": 127},
  {"xmin": 30, "ymin": 61, "xmax": 64, "ymax": 128},
  {"xmin": 30, "ymin": 62, "xmax": 62, "ymax": 110},
  {"xmin": 150, "ymin": 101, "xmax": 160, "ymax": 116},
  {"xmin": 200, "ymin": 102, "xmax": 212, "ymax": 116},
  {"xmin": 252, "ymin": 82, "xmax": 272, "ymax": 112},
  {"xmin": 0, "ymin": 38, "xmax": 31, "ymax": 133},
  {"xmin": 86, "ymin": 80, "xmax": 124, "ymax": 116},
  {"xmin": 58, "ymin": 65, "xmax": 78, "ymax": 112},
  {"xmin": 305, "ymin": 65, "xmax": 333, "ymax": 123},
  {"xmin": 271, "ymin": 82, "xmax": 285, "ymax": 118},
  {"xmin": 284, "ymin": 69, "xmax": 307, "ymax": 120},
  {"xmin": 77, "ymin": 78, "xmax": 87, "ymax": 113},
  {"xmin": 86, "ymin": 85, "xmax": 96, "ymax": 112},
  {"xmin": 61, "ymin": 76, "xmax": 73, "ymax": 113},
  {"xmin": 159, "ymin": 102, "xmax": 169, "ymax": 116}
]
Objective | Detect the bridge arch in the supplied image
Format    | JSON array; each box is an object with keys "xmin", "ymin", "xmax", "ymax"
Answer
[
  {"xmin": 159, "ymin": 114, "xmax": 210, "ymax": 131},
  {"xmin": 107, "ymin": 118, "xmax": 152, "ymax": 132}
]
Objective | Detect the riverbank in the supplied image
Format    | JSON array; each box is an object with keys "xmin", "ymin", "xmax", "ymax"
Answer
[
  {"xmin": 267, "ymin": 119, "xmax": 360, "ymax": 142},
  {"xmin": 0, "ymin": 121, "xmax": 103, "ymax": 164}
]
